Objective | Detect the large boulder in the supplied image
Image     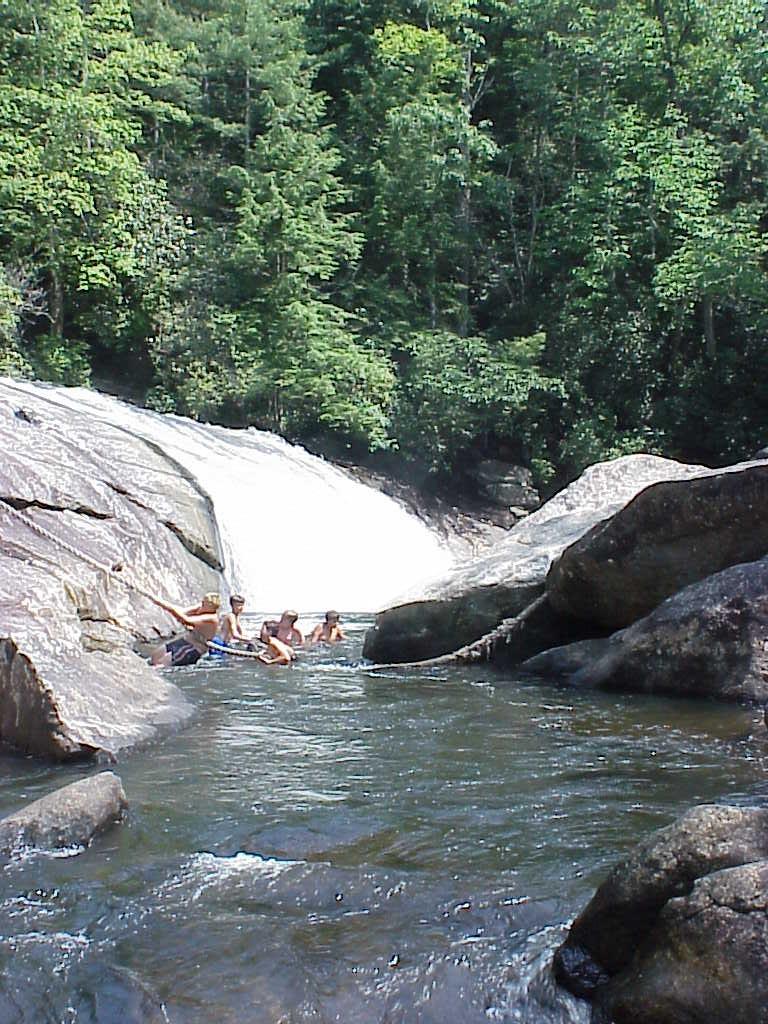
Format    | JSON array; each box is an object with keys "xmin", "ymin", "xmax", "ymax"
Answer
[
  {"xmin": 554, "ymin": 805, "xmax": 768, "ymax": 1024},
  {"xmin": 595, "ymin": 861, "xmax": 768, "ymax": 1024},
  {"xmin": 0, "ymin": 771, "xmax": 127, "ymax": 855},
  {"xmin": 547, "ymin": 462, "xmax": 768, "ymax": 629},
  {"xmin": 364, "ymin": 455, "xmax": 713, "ymax": 664},
  {"xmin": 523, "ymin": 557, "xmax": 768, "ymax": 703},
  {"xmin": 0, "ymin": 381, "xmax": 224, "ymax": 758}
]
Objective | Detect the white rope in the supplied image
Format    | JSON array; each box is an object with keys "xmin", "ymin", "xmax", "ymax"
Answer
[{"xmin": 0, "ymin": 499, "xmax": 157, "ymax": 601}]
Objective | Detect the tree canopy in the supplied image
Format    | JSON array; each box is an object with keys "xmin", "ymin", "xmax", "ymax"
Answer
[{"xmin": 1, "ymin": 0, "xmax": 766, "ymax": 489}]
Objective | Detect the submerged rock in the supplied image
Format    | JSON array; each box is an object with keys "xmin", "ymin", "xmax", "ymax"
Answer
[
  {"xmin": 0, "ymin": 381, "xmax": 223, "ymax": 758},
  {"xmin": 0, "ymin": 771, "xmax": 127, "ymax": 855},
  {"xmin": 547, "ymin": 462, "xmax": 768, "ymax": 629},
  {"xmin": 364, "ymin": 455, "xmax": 712, "ymax": 664},
  {"xmin": 554, "ymin": 804, "xmax": 768, "ymax": 1024},
  {"xmin": 523, "ymin": 557, "xmax": 768, "ymax": 703}
]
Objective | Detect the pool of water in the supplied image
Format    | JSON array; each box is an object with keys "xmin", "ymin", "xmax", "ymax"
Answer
[{"xmin": 2, "ymin": 616, "xmax": 767, "ymax": 1023}]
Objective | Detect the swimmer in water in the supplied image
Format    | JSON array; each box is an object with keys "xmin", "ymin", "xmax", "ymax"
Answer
[
  {"xmin": 150, "ymin": 592, "xmax": 221, "ymax": 667},
  {"xmin": 258, "ymin": 634, "xmax": 296, "ymax": 665},
  {"xmin": 260, "ymin": 610, "xmax": 303, "ymax": 646},
  {"xmin": 309, "ymin": 610, "xmax": 346, "ymax": 644},
  {"xmin": 221, "ymin": 594, "xmax": 256, "ymax": 645},
  {"xmin": 209, "ymin": 594, "xmax": 257, "ymax": 655}
]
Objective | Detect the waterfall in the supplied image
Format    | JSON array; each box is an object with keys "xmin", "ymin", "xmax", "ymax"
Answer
[{"xmin": 5, "ymin": 381, "xmax": 453, "ymax": 611}]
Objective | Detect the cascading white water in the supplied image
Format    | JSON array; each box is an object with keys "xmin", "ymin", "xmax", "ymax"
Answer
[{"xmin": 4, "ymin": 381, "xmax": 453, "ymax": 611}]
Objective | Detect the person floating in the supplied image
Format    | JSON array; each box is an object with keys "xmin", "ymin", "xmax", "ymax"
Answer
[
  {"xmin": 309, "ymin": 610, "xmax": 346, "ymax": 644},
  {"xmin": 150, "ymin": 592, "xmax": 221, "ymax": 667},
  {"xmin": 260, "ymin": 610, "xmax": 303, "ymax": 647},
  {"xmin": 257, "ymin": 634, "xmax": 296, "ymax": 665}
]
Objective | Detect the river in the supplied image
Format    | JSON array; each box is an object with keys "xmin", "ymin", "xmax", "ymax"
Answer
[{"xmin": 2, "ymin": 615, "xmax": 766, "ymax": 1023}]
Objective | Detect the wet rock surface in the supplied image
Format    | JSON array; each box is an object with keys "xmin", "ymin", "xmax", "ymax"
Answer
[
  {"xmin": 0, "ymin": 381, "xmax": 223, "ymax": 758},
  {"xmin": 0, "ymin": 771, "xmax": 127, "ymax": 855},
  {"xmin": 365, "ymin": 455, "xmax": 712, "ymax": 664},
  {"xmin": 554, "ymin": 804, "xmax": 768, "ymax": 1024},
  {"xmin": 523, "ymin": 557, "xmax": 768, "ymax": 703}
]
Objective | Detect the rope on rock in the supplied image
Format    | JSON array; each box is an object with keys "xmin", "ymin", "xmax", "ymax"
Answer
[
  {"xmin": 0, "ymin": 498, "xmax": 157, "ymax": 602},
  {"xmin": 0, "ymin": 499, "xmax": 263, "ymax": 660}
]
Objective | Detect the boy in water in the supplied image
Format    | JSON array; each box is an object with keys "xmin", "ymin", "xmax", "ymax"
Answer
[
  {"xmin": 257, "ymin": 634, "xmax": 296, "ymax": 665},
  {"xmin": 309, "ymin": 610, "xmax": 346, "ymax": 644},
  {"xmin": 151, "ymin": 592, "xmax": 221, "ymax": 667},
  {"xmin": 260, "ymin": 610, "xmax": 303, "ymax": 646},
  {"xmin": 217, "ymin": 594, "xmax": 256, "ymax": 648},
  {"xmin": 208, "ymin": 593, "xmax": 257, "ymax": 656}
]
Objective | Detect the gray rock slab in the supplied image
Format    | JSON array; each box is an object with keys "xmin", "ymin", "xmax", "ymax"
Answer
[
  {"xmin": 365, "ymin": 455, "xmax": 713, "ymax": 663},
  {"xmin": 0, "ymin": 382, "xmax": 221, "ymax": 758},
  {"xmin": 0, "ymin": 771, "xmax": 127, "ymax": 854},
  {"xmin": 547, "ymin": 462, "xmax": 768, "ymax": 628},
  {"xmin": 524, "ymin": 557, "xmax": 768, "ymax": 703}
]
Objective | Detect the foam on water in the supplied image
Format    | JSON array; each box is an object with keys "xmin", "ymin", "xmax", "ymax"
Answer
[{"xmin": 158, "ymin": 851, "xmax": 300, "ymax": 906}]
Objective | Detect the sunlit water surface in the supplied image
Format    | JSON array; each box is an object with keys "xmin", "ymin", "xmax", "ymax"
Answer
[{"xmin": 2, "ymin": 616, "xmax": 767, "ymax": 1023}]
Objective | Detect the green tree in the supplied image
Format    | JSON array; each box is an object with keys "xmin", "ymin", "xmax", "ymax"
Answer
[
  {"xmin": 144, "ymin": 0, "xmax": 396, "ymax": 450},
  {"xmin": 0, "ymin": 0, "xmax": 187, "ymax": 381}
]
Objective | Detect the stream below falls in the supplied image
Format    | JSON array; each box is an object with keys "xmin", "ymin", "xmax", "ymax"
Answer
[{"xmin": 2, "ymin": 615, "xmax": 768, "ymax": 1023}]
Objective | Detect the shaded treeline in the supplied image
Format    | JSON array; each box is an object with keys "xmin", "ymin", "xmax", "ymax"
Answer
[{"xmin": 1, "ymin": 0, "xmax": 766, "ymax": 488}]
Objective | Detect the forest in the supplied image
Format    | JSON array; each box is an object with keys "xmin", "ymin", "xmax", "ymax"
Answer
[{"xmin": 0, "ymin": 0, "xmax": 766, "ymax": 491}]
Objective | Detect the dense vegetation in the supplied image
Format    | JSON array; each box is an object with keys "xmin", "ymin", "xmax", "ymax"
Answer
[{"xmin": 1, "ymin": 0, "xmax": 766, "ymax": 489}]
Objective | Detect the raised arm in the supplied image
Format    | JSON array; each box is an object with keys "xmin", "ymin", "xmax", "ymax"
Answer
[{"xmin": 158, "ymin": 602, "xmax": 216, "ymax": 630}]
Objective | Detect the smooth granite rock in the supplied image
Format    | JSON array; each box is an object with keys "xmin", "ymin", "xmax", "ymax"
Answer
[
  {"xmin": 557, "ymin": 802, "xmax": 768, "ymax": 1019},
  {"xmin": 0, "ymin": 771, "xmax": 127, "ymax": 854},
  {"xmin": 524, "ymin": 557, "xmax": 768, "ymax": 703},
  {"xmin": 593, "ymin": 860, "xmax": 768, "ymax": 1024},
  {"xmin": 0, "ymin": 381, "xmax": 224, "ymax": 758},
  {"xmin": 547, "ymin": 462, "xmax": 768, "ymax": 629},
  {"xmin": 364, "ymin": 455, "xmax": 713, "ymax": 663}
]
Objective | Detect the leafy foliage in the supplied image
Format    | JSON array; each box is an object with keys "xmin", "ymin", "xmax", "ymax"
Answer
[{"xmin": 0, "ymin": 0, "xmax": 766, "ymax": 485}]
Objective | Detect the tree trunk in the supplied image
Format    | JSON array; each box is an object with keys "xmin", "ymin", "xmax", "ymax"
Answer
[
  {"xmin": 48, "ymin": 226, "xmax": 64, "ymax": 336},
  {"xmin": 244, "ymin": 68, "xmax": 251, "ymax": 156},
  {"xmin": 703, "ymin": 294, "xmax": 716, "ymax": 360},
  {"xmin": 458, "ymin": 46, "xmax": 473, "ymax": 338}
]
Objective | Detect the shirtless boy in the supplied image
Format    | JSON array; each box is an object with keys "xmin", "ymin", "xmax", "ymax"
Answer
[
  {"xmin": 260, "ymin": 610, "xmax": 303, "ymax": 646},
  {"xmin": 309, "ymin": 610, "xmax": 346, "ymax": 644},
  {"xmin": 257, "ymin": 635, "xmax": 296, "ymax": 666},
  {"xmin": 218, "ymin": 594, "xmax": 255, "ymax": 647},
  {"xmin": 151, "ymin": 592, "xmax": 221, "ymax": 667}
]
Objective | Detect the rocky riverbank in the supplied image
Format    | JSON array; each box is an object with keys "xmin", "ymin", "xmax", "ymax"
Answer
[
  {"xmin": 364, "ymin": 454, "xmax": 768, "ymax": 707},
  {"xmin": 554, "ymin": 804, "xmax": 768, "ymax": 1024}
]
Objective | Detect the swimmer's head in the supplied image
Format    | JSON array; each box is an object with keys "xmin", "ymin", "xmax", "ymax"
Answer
[
  {"xmin": 230, "ymin": 594, "xmax": 245, "ymax": 610},
  {"xmin": 280, "ymin": 610, "xmax": 299, "ymax": 625},
  {"xmin": 202, "ymin": 592, "xmax": 221, "ymax": 611},
  {"xmin": 325, "ymin": 610, "xmax": 340, "ymax": 623}
]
